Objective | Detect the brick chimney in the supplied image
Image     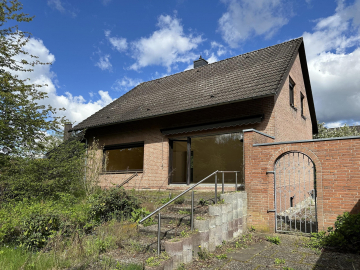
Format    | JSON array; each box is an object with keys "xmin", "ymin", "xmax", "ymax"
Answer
[
  {"xmin": 64, "ymin": 122, "xmax": 72, "ymax": 141},
  {"xmin": 193, "ymin": 55, "xmax": 208, "ymax": 68}
]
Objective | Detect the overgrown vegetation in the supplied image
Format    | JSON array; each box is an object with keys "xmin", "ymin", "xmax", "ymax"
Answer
[{"xmin": 306, "ymin": 212, "xmax": 360, "ymax": 253}]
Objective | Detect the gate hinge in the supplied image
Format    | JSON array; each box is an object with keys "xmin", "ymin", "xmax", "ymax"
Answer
[{"xmin": 266, "ymin": 171, "xmax": 275, "ymax": 174}]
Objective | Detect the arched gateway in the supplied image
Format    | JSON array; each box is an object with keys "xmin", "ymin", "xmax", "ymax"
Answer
[{"xmin": 274, "ymin": 151, "xmax": 318, "ymax": 233}]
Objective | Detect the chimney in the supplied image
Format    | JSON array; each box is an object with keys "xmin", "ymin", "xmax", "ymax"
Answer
[
  {"xmin": 193, "ymin": 55, "xmax": 208, "ymax": 69},
  {"xmin": 64, "ymin": 122, "xmax": 72, "ymax": 141}
]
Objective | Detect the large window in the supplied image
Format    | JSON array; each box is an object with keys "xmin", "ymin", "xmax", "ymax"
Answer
[
  {"xmin": 191, "ymin": 133, "xmax": 243, "ymax": 184},
  {"xmin": 104, "ymin": 142, "xmax": 144, "ymax": 172},
  {"xmin": 169, "ymin": 133, "xmax": 243, "ymax": 184}
]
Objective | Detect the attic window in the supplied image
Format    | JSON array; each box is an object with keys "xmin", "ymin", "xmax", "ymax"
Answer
[{"xmin": 289, "ymin": 77, "xmax": 295, "ymax": 108}]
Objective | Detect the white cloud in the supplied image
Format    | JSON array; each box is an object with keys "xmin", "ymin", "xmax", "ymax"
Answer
[
  {"xmin": 111, "ymin": 76, "xmax": 142, "ymax": 91},
  {"xmin": 47, "ymin": 0, "xmax": 77, "ymax": 17},
  {"xmin": 95, "ymin": 54, "xmax": 112, "ymax": 71},
  {"xmin": 130, "ymin": 15, "xmax": 203, "ymax": 72},
  {"xmin": 218, "ymin": 0, "xmax": 288, "ymax": 48},
  {"xmin": 303, "ymin": 0, "xmax": 360, "ymax": 125},
  {"xmin": 105, "ymin": 30, "xmax": 128, "ymax": 52},
  {"xmin": 207, "ymin": 53, "xmax": 218, "ymax": 64},
  {"xmin": 14, "ymin": 38, "xmax": 113, "ymax": 124},
  {"xmin": 211, "ymin": 41, "xmax": 227, "ymax": 56}
]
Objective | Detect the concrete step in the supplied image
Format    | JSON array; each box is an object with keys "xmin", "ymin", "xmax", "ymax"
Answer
[
  {"xmin": 169, "ymin": 204, "xmax": 209, "ymax": 215},
  {"xmin": 154, "ymin": 213, "xmax": 191, "ymax": 225},
  {"xmin": 139, "ymin": 223, "xmax": 191, "ymax": 238}
]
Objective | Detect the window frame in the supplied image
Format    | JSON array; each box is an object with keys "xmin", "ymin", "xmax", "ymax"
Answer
[
  {"xmin": 300, "ymin": 92, "xmax": 304, "ymax": 116},
  {"xmin": 102, "ymin": 141, "xmax": 145, "ymax": 173},
  {"xmin": 289, "ymin": 77, "xmax": 295, "ymax": 108}
]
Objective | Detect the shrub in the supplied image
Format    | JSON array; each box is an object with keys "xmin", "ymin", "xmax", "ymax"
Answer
[
  {"xmin": 19, "ymin": 212, "xmax": 61, "ymax": 250},
  {"xmin": 0, "ymin": 137, "xmax": 86, "ymax": 202},
  {"xmin": 88, "ymin": 187, "xmax": 140, "ymax": 223},
  {"xmin": 308, "ymin": 212, "xmax": 360, "ymax": 253}
]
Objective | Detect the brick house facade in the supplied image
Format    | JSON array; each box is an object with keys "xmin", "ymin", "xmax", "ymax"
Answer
[
  {"xmin": 71, "ymin": 37, "xmax": 317, "ymax": 192},
  {"xmin": 69, "ymin": 37, "xmax": 360, "ymax": 232}
]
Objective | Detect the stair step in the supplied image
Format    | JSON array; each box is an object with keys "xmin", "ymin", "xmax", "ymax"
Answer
[
  {"xmin": 169, "ymin": 205, "xmax": 209, "ymax": 214},
  {"xmin": 154, "ymin": 213, "xmax": 191, "ymax": 225},
  {"xmin": 139, "ymin": 223, "xmax": 191, "ymax": 238}
]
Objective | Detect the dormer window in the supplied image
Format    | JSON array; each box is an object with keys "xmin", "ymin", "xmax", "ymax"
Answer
[{"xmin": 289, "ymin": 77, "xmax": 295, "ymax": 108}]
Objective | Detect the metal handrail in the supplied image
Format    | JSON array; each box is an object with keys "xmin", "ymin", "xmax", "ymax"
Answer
[
  {"xmin": 139, "ymin": 170, "xmax": 242, "ymax": 255},
  {"xmin": 116, "ymin": 172, "xmax": 138, "ymax": 188},
  {"xmin": 139, "ymin": 171, "xmax": 218, "ymax": 224}
]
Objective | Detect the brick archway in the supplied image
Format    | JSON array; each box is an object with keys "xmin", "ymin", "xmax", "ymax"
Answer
[{"xmin": 265, "ymin": 146, "xmax": 324, "ymax": 231}]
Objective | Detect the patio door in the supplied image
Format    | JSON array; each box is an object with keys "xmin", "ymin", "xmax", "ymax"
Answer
[{"xmin": 169, "ymin": 133, "xmax": 243, "ymax": 185}]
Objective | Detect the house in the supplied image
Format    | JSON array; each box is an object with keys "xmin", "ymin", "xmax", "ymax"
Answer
[{"xmin": 70, "ymin": 37, "xmax": 317, "ymax": 190}]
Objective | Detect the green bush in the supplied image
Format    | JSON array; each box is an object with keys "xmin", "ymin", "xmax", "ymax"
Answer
[
  {"xmin": 0, "ymin": 187, "xmax": 141, "ymax": 250},
  {"xmin": 308, "ymin": 212, "xmax": 360, "ymax": 252},
  {"xmin": 0, "ymin": 138, "xmax": 86, "ymax": 202},
  {"xmin": 88, "ymin": 187, "xmax": 140, "ymax": 223},
  {"xmin": 0, "ymin": 196, "xmax": 92, "ymax": 250}
]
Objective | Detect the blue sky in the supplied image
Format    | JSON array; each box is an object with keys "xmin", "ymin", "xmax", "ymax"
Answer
[{"xmin": 17, "ymin": 0, "xmax": 360, "ymax": 127}]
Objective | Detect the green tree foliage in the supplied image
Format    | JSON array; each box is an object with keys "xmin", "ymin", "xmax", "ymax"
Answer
[
  {"xmin": 0, "ymin": 135, "xmax": 86, "ymax": 201},
  {"xmin": 314, "ymin": 122, "xmax": 360, "ymax": 139},
  {"xmin": 0, "ymin": 0, "xmax": 64, "ymax": 157}
]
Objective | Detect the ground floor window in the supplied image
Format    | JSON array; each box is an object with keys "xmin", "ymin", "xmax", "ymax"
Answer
[
  {"xmin": 103, "ymin": 142, "xmax": 144, "ymax": 172},
  {"xmin": 170, "ymin": 133, "xmax": 243, "ymax": 184}
]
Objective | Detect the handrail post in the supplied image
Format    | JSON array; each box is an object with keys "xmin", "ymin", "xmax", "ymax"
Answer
[
  {"xmin": 157, "ymin": 212, "xmax": 161, "ymax": 255},
  {"xmin": 235, "ymin": 172, "xmax": 238, "ymax": 191},
  {"xmin": 222, "ymin": 172, "xmax": 224, "ymax": 194},
  {"xmin": 215, "ymin": 173, "xmax": 217, "ymax": 204},
  {"xmin": 191, "ymin": 191, "xmax": 194, "ymax": 231}
]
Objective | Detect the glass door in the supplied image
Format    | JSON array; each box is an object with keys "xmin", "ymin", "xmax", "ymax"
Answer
[{"xmin": 170, "ymin": 140, "xmax": 187, "ymax": 183}]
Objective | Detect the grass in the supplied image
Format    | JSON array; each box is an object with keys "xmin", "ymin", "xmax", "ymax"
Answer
[{"xmin": 0, "ymin": 220, "xmax": 140, "ymax": 270}]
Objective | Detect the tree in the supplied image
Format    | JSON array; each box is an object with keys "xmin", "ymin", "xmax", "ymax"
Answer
[
  {"xmin": 314, "ymin": 122, "xmax": 360, "ymax": 139},
  {"xmin": 0, "ymin": 0, "xmax": 64, "ymax": 157}
]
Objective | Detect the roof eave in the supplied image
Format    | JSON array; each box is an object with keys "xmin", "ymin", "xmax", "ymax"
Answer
[
  {"xmin": 299, "ymin": 41, "xmax": 318, "ymax": 134},
  {"xmin": 273, "ymin": 38, "xmax": 318, "ymax": 134},
  {"xmin": 70, "ymin": 93, "xmax": 276, "ymax": 132}
]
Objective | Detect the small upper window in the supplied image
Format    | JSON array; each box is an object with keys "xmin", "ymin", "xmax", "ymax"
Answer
[
  {"xmin": 301, "ymin": 93, "xmax": 305, "ymax": 116},
  {"xmin": 289, "ymin": 77, "xmax": 295, "ymax": 107},
  {"xmin": 103, "ymin": 142, "xmax": 144, "ymax": 172}
]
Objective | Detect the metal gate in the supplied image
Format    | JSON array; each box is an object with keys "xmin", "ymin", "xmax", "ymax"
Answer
[{"xmin": 274, "ymin": 152, "xmax": 317, "ymax": 233}]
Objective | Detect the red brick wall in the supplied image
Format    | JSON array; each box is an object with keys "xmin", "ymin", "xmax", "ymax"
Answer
[
  {"xmin": 85, "ymin": 97, "xmax": 275, "ymax": 190},
  {"xmin": 244, "ymin": 130, "xmax": 360, "ymax": 232},
  {"xmin": 274, "ymin": 53, "xmax": 313, "ymax": 142}
]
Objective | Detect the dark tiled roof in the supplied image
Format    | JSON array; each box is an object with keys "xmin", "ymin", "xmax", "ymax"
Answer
[{"xmin": 73, "ymin": 38, "xmax": 305, "ymax": 131}]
